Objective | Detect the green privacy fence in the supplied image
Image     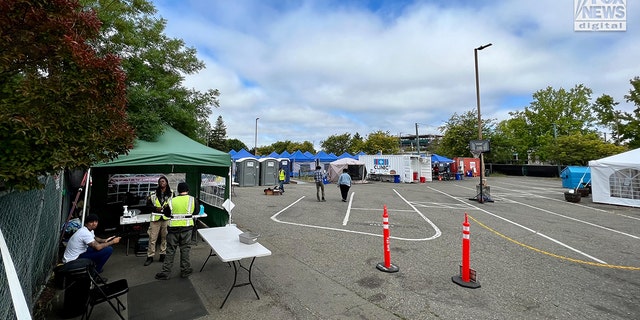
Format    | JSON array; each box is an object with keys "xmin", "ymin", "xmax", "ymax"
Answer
[{"xmin": 0, "ymin": 174, "xmax": 66, "ymax": 319}]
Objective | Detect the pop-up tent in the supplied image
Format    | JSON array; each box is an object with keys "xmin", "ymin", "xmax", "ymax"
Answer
[
  {"xmin": 588, "ymin": 148, "xmax": 640, "ymax": 208},
  {"xmin": 327, "ymin": 158, "xmax": 366, "ymax": 183},
  {"xmin": 431, "ymin": 154, "xmax": 454, "ymax": 163},
  {"xmin": 89, "ymin": 126, "xmax": 232, "ymax": 229}
]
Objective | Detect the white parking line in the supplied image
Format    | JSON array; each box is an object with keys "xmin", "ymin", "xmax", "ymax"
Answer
[
  {"xmin": 342, "ymin": 192, "xmax": 354, "ymax": 225},
  {"xmin": 428, "ymin": 186, "xmax": 608, "ymax": 264},
  {"xmin": 270, "ymin": 190, "xmax": 441, "ymax": 241}
]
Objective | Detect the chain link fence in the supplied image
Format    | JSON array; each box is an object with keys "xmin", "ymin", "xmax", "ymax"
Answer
[{"xmin": 0, "ymin": 174, "xmax": 65, "ymax": 319}]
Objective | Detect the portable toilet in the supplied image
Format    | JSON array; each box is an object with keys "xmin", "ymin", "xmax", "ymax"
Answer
[
  {"xmin": 259, "ymin": 157, "xmax": 279, "ymax": 186},
  {"xmin": 236, "ymin": 157, "xmax": 259, "ymax": 187},
  {"xmin": 560, "ymin": 166, "xmax": 591, "ymax": 189},
  {"xmin": 278, "ymin": 158, "xmax": 291, "ymax": 183}
]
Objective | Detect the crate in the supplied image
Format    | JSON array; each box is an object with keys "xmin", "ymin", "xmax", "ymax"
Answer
[{"xmin": 239, "ymin": 232, "xmax": 260, "ymax": 245}]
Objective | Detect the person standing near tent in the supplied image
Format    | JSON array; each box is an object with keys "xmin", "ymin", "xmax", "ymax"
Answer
[
  {"xmin": 155, "ymin": 182, "xmax": 198, "ymax": 280},
  {"xmin": 278, "ymin": 167, "xmax": 286, "ymax": 192},
  {"xmin": 338, "ymin": 168, "xmax": 352, "ymax": 202},
  {"xmin": 144, "ymin": 176, "xmax": 173, "ymax": 266},
  {"xmin": 314, "ymin": 165, "xmax": 326, "ymax": 201}
]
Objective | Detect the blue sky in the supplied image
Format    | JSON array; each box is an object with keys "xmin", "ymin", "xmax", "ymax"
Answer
[{"xmin": 152, "ymin": 0, "xmax": 638, "ymax": 150}]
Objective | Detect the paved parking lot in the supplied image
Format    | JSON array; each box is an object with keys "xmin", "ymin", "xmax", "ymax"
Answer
[{"xmin": 53, "ymin": 176, "xmax": 640, "ymax": 320}]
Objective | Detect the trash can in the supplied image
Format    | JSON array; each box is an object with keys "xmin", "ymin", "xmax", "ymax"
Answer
[
  {"xmin": 413, "ymin": 171, "xmax": 418, "ymax": 181},
  {"xmin": 393, "ymin": 175, "xmax": 401, "ymax": 183},
  {"xmin": 455, "ymin": 173, "xmax": 462, "ymax": 180},
  {"xmin": 54, "ymin": 258, "xmax": 93, "ymax": 318}
]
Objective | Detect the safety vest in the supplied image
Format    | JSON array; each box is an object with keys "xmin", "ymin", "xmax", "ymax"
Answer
[
  {"xmin": 279, "ymin": 169, "xmax": 286, "ymax": 181},
  {"xmin": 149, "ymin": 192, "xmax": 172, "ymax": 222},
  {"xmin": 167, "ymin": 195, "xmax": 195, "ymax": 227}
]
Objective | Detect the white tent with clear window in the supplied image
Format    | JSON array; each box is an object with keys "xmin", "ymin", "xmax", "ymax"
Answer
[{"xmin": 588, "ymin": 148, "xmax": 640, "ymax": 208}]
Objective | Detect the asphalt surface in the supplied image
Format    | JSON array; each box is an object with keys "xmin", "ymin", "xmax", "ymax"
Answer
[{"xmin": 48, "ymin": 175, "xmax": 640, "ymax": 320}]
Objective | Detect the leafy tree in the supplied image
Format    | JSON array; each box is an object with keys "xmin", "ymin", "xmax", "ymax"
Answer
[
  {"xmin": 362, "ymin": 131, "xmax": 400, "ymax": 155},
  {"xmin": 436, "ymin": 110, "xmax": 494, "ymax": 159},
  {"xmin": 207, "ymin": 115, "xmax": 227, "ymax": 151},
  {"xmin": 512, "ymin": 84, "xmax": 596, "ymax": 162},
  {"xmin": 0, "ymin": 0, "xmax": 133, "ymax": 190},
  {"xmin": 80, "ymin": 0, "xmax": 220, "ymax": 142},
  {"xmin": 349, "ymin": 132, "xmax": 365, "ymax": 154},
  {"xmin": 621, "ymin": 77, "xmax": 640, "ymax": 148},
  {"xmin": 321, "ymin": 133, "xmax": 352, "ymax": 155},
  {"xmin": 226, "ymin": 139, "xmax": 248, "ymax": 153},
  {"xmin": 539, "ymin": 133, "xmax": 627, "ymax": 166}
]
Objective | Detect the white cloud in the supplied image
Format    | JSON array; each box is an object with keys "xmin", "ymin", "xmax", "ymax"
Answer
[{"xmin": 154, "ymin": 0, "xmax": 640, "ymax": 150}]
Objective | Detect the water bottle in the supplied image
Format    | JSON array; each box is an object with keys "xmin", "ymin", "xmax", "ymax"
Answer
[{"xmin": 199, "ymin": 204, "xmax": 205, "ymax": 215}]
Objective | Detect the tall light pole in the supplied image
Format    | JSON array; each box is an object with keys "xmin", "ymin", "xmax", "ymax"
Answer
[
  {"xmin": 254, "ymin": 117, "xmax": 259, "ymax": 155},
  {"xmin": 474, "ymin": 43, "xmax": 491, "ymax": 203}
]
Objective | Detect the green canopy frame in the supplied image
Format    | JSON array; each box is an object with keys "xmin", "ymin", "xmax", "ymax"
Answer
[{"xmin": 89, "ymin": 126, "xmax": 232, "ymax": 230}]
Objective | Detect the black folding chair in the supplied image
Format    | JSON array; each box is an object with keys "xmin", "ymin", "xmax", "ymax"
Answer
[{"xmin": 82, "ymin": 267, "xmax": 129, "ymax": 320}]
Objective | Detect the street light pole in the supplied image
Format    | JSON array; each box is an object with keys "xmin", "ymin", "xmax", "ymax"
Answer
[
  {"xmin": 474, "ymin": 43, "xmax": 491, "ymax": 203},
  {"xmin": 254, "ymin": 117, "xmax": 259, "ymax": 156}
]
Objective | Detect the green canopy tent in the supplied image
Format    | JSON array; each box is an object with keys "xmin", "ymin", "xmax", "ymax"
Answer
[{"xmin": 88, "ymin": 126, "xmax": 232, "ymax": 231}]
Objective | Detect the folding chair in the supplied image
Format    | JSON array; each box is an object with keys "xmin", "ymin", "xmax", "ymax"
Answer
[{"xmin": 82, "ymin": 267, "xmax": 129, "ymax": 320}]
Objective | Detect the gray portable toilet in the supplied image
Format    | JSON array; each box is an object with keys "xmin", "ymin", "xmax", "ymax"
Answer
[
  {"xmin": 236, "ymin": 157, "xmax": 259, "ymax": 187},
  {"xmin": 259, "ymin": 157, "xmax": 279, "ymax": 186}
]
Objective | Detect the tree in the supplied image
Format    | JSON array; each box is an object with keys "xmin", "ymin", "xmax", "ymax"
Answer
[
  {"xmin": 321, "ymin": 133, "xmax": 352, "ymax": 155},
  {"xmin": 0, "ymin": 0, "xmax": 134, "ymax": 190},
  {"xmin": 349, "ymin": 133, "xmax": 365, "ymax": 154},
  {"xmin": 622, "ymin": 77, "xmax": 640, "ymax": 148},
  {"xmin": 362, "ymin": 131, "xmax": 399, "ymax": 155},
  {"xmin": 226, "ymin": 138, "xmax": 248, "ymax": 153},
  {"xmin": 539, "ymin": 133, "xmax": 627, "ymax": 166},
  {"xmin": 514, "ymin": 85, "xmax": 596, "ymax": 162},
  {"xmin": 80, "ymin": 0, "xmax": 220, "ymax": 142},
  {"xmin": 436, "ymin": 110, "xmax": 494, "ymax": 159},
  {"xmin": 207, "ymin": 115, "xmax": 227, "ymax": 151}
]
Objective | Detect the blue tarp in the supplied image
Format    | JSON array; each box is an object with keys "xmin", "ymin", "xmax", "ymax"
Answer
[
  {"xmin": 560, "ymin": 166, "xmax": 591, "ymax": 189},
  {"xmin": 431, "ymin": 154, "xmax": 454, "ymax": 163}
]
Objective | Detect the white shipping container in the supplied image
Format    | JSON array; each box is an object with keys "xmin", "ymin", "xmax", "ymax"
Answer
[{"xmin": 359, "ymin": 155, "xmax": 427, "ymax": 183}]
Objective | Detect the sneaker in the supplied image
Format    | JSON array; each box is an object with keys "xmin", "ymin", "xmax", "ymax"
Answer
[
  {"xmin": 155, "ymin": 272, "xmax": 169, "ymax": 280},
  {"xmin": 144, "ymin": 257, "xmax": 153, "ymax": 266},
  {"xmin": 342, "ymin": 199, "xmax": 346, "ymax": 202},
  {"xmin": 322, "ymin": 198, "xmax": 326, "ymax": 202},
  {"xmin": 159, "ymin": 254, "xmax": 165, "ymax": 262}
]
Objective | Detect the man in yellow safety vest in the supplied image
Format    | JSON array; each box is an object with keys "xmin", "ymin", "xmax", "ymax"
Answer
[{"xmin": 155, "ymin": 182, "xmax": 198, "ymax": 280}]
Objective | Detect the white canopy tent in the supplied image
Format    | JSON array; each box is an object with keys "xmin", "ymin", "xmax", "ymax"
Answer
[
  {"xmin": 327, "ymin": 158, "xmax": 366, "ymax": 183},
  {"xmin": 588, "ymin": 148, "xmax": 640, "ymax": 208}
]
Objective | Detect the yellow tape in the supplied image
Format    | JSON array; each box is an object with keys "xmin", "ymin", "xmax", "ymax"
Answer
[{"xmin": 467, "ymin": 214, "xmax": 640, "ymax": 271}]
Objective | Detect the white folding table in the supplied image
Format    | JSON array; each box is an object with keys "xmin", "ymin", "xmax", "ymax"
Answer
[{"xmin": 198, "ymin": 225, "xmax": 271, "ymax": 308}]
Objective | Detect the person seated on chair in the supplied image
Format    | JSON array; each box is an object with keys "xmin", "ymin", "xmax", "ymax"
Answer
[{"xmin": 63, "ymin": 214, "xmax": 121, "ymax": 273}]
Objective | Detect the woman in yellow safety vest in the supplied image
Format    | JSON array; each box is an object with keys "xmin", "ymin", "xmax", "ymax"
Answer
[
  {"xmin": 144, "ymin": 176, "xmax": 172, "ymax": 266},
  {"xmin": 155, "ymin": 182, "xmax": 198, "ymax": 280}
]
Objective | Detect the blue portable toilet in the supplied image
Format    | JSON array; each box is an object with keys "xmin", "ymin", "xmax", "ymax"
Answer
[
  {"xmin": 278, "ymin": 158, "xmax": 291, "ymax": 183},
  {"xmin": 560, "ymin": 166, "xmax": 591, "ymax": 189}
]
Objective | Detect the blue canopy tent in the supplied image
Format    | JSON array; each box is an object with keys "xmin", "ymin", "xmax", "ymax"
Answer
[
  {"xmin": 267, "ymin": 151, "xmax": 280, "ymax": 158},
  {"xmin": 231, "ymin": 148, "xmax": 256, "ymax": 160},
  {"xmin": 291, "ymin": 150, "xmax": 314, "ymax": 177},
  {"xmin": 337, "ymin": 152, "xmax": 355, "ymax": 159},
  {"xmin": 315, "ymin": 151, "xmax": 337, "ymax": 163},
  {"xmin": 431, "ymin": 154, "xmax": 454, "ymax": 163}
]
